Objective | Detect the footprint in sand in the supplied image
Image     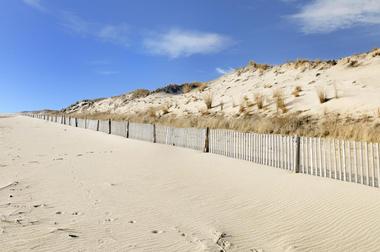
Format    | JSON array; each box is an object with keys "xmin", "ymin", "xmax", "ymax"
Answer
[
  {"xmin": 76, "ymin": 154, "xmax": 83, "ymax": 157},
  {"xmin": 104, "ymin": 217, "xmax": 118, "ymax": 223},
  {"xmin": 53, "ymin": 158, "xmax": 64, "ymax": 161},
  {"xmin": 214, "ymin": 231, "xmax": 232, "ymax": 251},
  {"xmin": 174, "ymin": 227, "xmax": 186, "ymax": 237},
  {"xmin": 128, "ymin": 220, "xmax": 136, "ymax": 224},
  {"xmin": 0, "ymin": 181, "xmax": 19, "ymax": 191},
  {"xmin": 151, "ymin": 230, "xmax": 165, "ymax": 234},
  {"xmin": 0, "ymin": 164, "xmax": 8, "ymax": 167}
]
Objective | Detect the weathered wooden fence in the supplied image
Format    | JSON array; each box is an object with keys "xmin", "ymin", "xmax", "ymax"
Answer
[
  {"xmin": 300, "ymin": 137, "xmax": 380, "ymax": 187},
  {"xmin": 86, "ymin": 119, "xmax": 98, "ymax": 131},
  {"xmin": 98, "ymin": 120, "xmax": 110, "ymax": 134},
  {"xmin": 110, "ymin": 121, "xmax": 127, "ymax": 137},
  {"xmin": 77, "ymin": 118, "xmax": 86, "ymax": 129},
  {"xmin": 25, "ymin": 114, "xmax": 380, "ymax": 189},
  {"xmin": 209, "ymin": 129, "xmax": 297, "ymax": 171},
  {"xmin": 156, "ymin": 125, "xmax": 206, "ymax": 151},
  {"xmin": 129, "ymin": 122, "xmax": 154, "ymax": 142},
  {"xmin": 69, "ymin": 118, "xmax": 77, "ymax": 127}
]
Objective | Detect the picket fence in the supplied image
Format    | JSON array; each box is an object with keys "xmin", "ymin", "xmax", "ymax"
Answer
[{"xmin": 26, "ymin": 114, "xmax": 380, "ymax": 189}]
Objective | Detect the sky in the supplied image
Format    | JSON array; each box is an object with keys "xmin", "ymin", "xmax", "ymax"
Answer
[{"xmin": 1, "ymin": 0, "xmax": 380, "ymax": 112}]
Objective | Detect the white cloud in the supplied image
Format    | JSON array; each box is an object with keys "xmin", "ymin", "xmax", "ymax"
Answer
[
  {"xmin": 144, "ymin": 29, "xmax": 232, "ymax": 58},
  {"xmin": 97, "ymin": 24, "xmax": 130, "ymax": 46},
  {"xmin": 60, "ymin": 12, "xmax": 92, "ymax": 35},
  {"xmin": 290, "ymin": 0, "xmax": 380, "ymax": 33},
  {"xmin": 216, "ymin": 67, "xmax": 234, "ymax": 75},
  {"xmin": 23, "ymin": 0, "xmax": 45, "ymax": 11},
  {"xmin": 60, "ymin": 12, "xmax": 130, "ymax": 47}
]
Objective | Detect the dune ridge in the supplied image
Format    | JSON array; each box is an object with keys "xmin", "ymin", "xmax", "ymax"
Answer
[{"xmin": 39, "ymin": 48, "xmax": 380, "ymax": 142}]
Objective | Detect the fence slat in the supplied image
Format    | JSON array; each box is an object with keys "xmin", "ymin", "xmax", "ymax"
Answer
[{"xmin": 372, "ymin": 143, "xmax": 376, "ymax": 187}]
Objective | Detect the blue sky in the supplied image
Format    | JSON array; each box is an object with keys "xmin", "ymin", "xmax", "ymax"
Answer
[{"xmin": 1, "ymin": 0, "xmax": 380, "ymax": 112}]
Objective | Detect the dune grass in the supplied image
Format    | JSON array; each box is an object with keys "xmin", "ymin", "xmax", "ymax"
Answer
[{"xmin": 60, "ymin": 108, "xmax": 380, "ymax": 143}]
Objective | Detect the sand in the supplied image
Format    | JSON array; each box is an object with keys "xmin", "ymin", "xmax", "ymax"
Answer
[
  {"xmin": 1, "ymin": 115, "xmax": 380, "ymax": 251},
  {"xmin": 63, "ymin": 49, "xmax": 380, "ymax": 119}
]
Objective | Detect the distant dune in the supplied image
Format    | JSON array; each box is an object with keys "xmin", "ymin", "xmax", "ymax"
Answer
[{"xmin": 50, "ymin": 48, "xmax": 380, "ymax": 141}]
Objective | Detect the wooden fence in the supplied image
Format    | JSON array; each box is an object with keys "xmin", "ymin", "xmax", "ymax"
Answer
[
  {"xmin": 156, "ymin": 125, "xmax": 206, "ymax": 151},
  {"xmin": 129, "ymin": 122, "xmax": 154, "ymax": 142},
  {"xmin": 25, "ymin": 114, "xmax": 380, "ymax": 188},
  {"xmin": 110, "ymin": 121, "xmax": 127, "ymax": 137},
  {"xmin": 98, "ymin": 120, "xmax": 110, "ymax": 134},
  {"xmin": 86, "ymin": 119, "xmax": 98, "ymax": 131},
  {"xmin": 209, "ymin": 129, "xmax": 297, "ymax": 171},
  {"xmin": 77, "ymin": 118, "xmax": 86, "ymax": 129},
  {"xmin": 300, "ymin": 137, "xmax": 380, "ymax": 187}
]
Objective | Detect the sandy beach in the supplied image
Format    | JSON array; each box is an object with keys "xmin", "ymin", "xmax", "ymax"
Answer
[{"xmin": 1, "ymin": 115, "xmax": 380, "ymax": 251}]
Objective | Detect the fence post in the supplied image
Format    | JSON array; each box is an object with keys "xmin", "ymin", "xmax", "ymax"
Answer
[
  {"xmin": 108, "ymin": 119, "xmax": 111, "ymax": 134},
  {"xmin": 96, "ymin": 120, "xmax": 100, "ymax": 131},
  {"xmin": 153, "ymin": 124, "xmax": 156, "ymax": 143},
  {"xmin": 294, "ymin": 136, "xmax": 301, "ymax": 173},
  {"xmin": 75, "ymin": 118, "xmax": 78, "ymax": 127},
  {"xmin": 204, "ymin": 127, "xmax": 210, "ymax": 153},
  {"xmin": 126, "ymin": 121, "xmax": 130, "ymax": 138}
]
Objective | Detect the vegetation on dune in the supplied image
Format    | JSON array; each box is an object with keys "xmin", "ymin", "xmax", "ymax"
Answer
[
  {"xmin": 64, "ymin": 110, "xmax": 380, "ymax": 143},
  {"xmin": 131, "ymin": 89, "xmax": 151, "ymax": 99},
  {"xmin": 273, "ymin": 89, "xmax": 287, "ymax": 114},
  {"xmin": 316, "ymin": 86, "xmax": 327, "ymax": 104},
  {"xmin": 254, "ymin": 93, "xmax": 264, "ymax": 109},
  {"xmin": 203, "ymin": 93, "xmax": 213, "ymax": 110},
  {"xmin": 291, "ymin": 86, "xmax": 302, "ymax": 97}
]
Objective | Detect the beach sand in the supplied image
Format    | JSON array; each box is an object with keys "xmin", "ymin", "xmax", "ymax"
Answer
[{"xmin": 1, "ymin": 115, "xmax": 380, "ymax": 251}]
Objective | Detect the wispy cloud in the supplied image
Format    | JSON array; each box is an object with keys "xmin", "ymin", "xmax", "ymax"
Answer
[
  {"xmin": 22, "ymin": 0, "xmax": 46, "ymax": 12},
  {"xmin": 60, "ymin": 12, "xmax": 92, "ymax": 35},
  {"xmin": 23, "ymin": 3, "xmax": 234, "ymax": 57},
  {"xmin": 289, "ymin": 0, "xmax": 380, "ymax": 33},
  {"xmin": 60, "ymin": 12, "xmax": 130, "ymax": 47},
  {"xmin": 143, "ymin": 28, "xmax": 233, "ymax": 58},
  {"xmin": 216, "ymin": 67, "xmax": 234, "ymax": 75},
  {"xmin": 97, "ymin": 24, "xmax": 130, "ymax": 46}
]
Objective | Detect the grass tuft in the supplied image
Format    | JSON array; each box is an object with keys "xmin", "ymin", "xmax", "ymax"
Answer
[
  {"xmin": 291, "ymin": 86, "xmax": 302, "ymax": 97},
  {"xmin": 273, "ymin": 89, "xmax": 288, "ymax": 113},
  {"xmin": 182, "ymin": 84, "xmax": 192, "ymax": 94},
  {"xmin": 316, "ymin": 86, "xmax": 327, "ymax": 104},
  {"xmin": 203, "ymin": 93, "xmax": 213, "ymax": 110},
  {"xmin": 197, "ymin": 83, "xmax": 208, "ymax": 92},
  {"xmin": 254, "ymin": 93, "xmax": 264, "ymax": 109},
  {"xmin": 131, "ymin": 89, "xmax": 150, "ymax": 99}
]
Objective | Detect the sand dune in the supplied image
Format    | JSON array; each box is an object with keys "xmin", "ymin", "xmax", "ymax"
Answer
[
  {"xmin": 2, "ymin": 115, "xmax": 380, "ymax": 251},
  {"xmin": 64, "ymin": 49, "xmax": 380, "ymax": 118}
]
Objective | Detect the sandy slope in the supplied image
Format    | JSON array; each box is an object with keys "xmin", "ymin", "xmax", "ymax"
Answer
[
  {"xmin": 1, "ymin": 116, "xmax": 380, "ymax": 251},
  {"xmin": 64, "ymin": 49, "xmax": 380, "ymax": 119}
]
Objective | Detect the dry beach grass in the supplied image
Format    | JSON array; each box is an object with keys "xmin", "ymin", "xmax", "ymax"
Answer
[{"xmin": 64, "ymin": 109, "xmax": 380, "ymax": 142}]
